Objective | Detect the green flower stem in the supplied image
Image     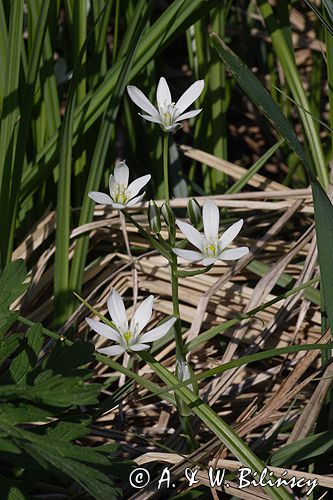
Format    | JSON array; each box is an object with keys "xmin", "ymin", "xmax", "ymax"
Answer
[
  {"xmin": 162, "ymin": 133, "xmax": 184, "ymax": 360},
  {"xmin": 161, "ymin": 131, "xmax": 195, "ymax": 446},
  {"xmin": 170, "ymin": 255, "xmax": 185, "ymax": 361},
  {"xmin": 163, "ymin": 133, "xmax": 170, "ymax": 204},
  {"xmin": 171, "ymin": 254, "xmax": 198, "ymax": 450},
  {"xmin": 123, "ymin": 210, "xmax": 170, "ymax": 260}
]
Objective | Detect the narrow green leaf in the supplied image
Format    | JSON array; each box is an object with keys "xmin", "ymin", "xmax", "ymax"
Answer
[
  {"xmin": 140, "ymin": 350, "xmax": 293, "ymax": 500},
  {"xmin": 187, "ymin": 276, "xmax": 319, "ymax": 351},
  {"xmin": 148, "ymin": 342, "xmax": 333, "ymax": 398},
  {"xmin": 270, "ymin": 431, "xmax": 333, "ymax": 466},
  {"xmin": 69, "ymin": 0, "xmax": 153, "ymax": 302},
  {"xmin": 257, "ymin": 0, "xmax": 328, "ymax": 187},
  {"xmin": 0, "ymin": 1, "xmax": 24, "ymax": 268},
  {"xmin": 226, "ymin": 139, "xmax": 284, "ymax": 194},
  {"xmin": 211, "ymin": 33, "xmax": 333, "ymax": 333},
  {"xmin": 20, "ymin": 0, "xmax": 222, "ymax": 202},
  {"xmin": 53, "ymin": 3, "xmax": 88, "ymax": 326}
]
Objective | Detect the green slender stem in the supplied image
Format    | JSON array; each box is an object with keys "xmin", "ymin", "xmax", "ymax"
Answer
[
  {"xmin": 161, "ymin": 130, "xmax": 195, "ymax": 446},
  {"xmin": 170, "ymin": 256, "xmax": 185, "ymax": 361},
  {"xmin": 182, "ymin": 415, "xmax": 198, "ymax": 452},
  {"xmin": 163, "ymin": 133, "xmax": 169, "ymax": 204},
  {"xmin": 162, "ymin": 133, "xmax": 183, "ymax": 360},
  {"xmin": 124, "ymin": 210, "xmax": 170, "ymax": 260}
]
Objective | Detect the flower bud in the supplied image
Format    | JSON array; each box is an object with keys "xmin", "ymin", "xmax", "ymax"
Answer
[
  {"xmin": 175, "ymin": 358, "xmax": 198, "ymax": 417},
  {"xmin": 148, "ymin": 200, "xmax": 161, "ymax": 234},
  {"xmin": 161, "ymin": 203, "xmax": 175, "ymax": 227},
  {"xmin": 187, "ymin": 198, "xmax": 202, "ymax": 226}
]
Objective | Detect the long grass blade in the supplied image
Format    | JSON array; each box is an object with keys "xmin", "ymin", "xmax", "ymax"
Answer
[
  {"xmin": 140, "ymin": 350, "xmax": 293, "ymax": 500},
  {"xmin": 20, "ymin": 0, "xmax": 222, "ymax": 203},
  {"xmin": 4, "ymin": 0, "xmax": 52, "ymax": 265},
  {"xmin": 0, "ymin": 1, "xmax": 24, "ymax": 268},
  {"xmin": 211, "ymin": 33, "xmax": 333, "ymax": 334},
  {"xmin": 68, "ymin": 0, "xmax": 153, "ymax": 304},
  {"xmin": 257, "ymin": 0, "xmax": 328, "ymax": 188}
]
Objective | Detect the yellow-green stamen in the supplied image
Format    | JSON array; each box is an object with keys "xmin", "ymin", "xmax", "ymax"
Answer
[{"xmin": 123, "ymin": 330, "xmax": 132, "ymax": 343}]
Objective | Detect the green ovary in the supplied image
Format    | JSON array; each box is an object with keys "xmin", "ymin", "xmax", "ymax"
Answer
[{"xmin": 123, "ymin": 330, "xmax": 132, "ymax": 344}]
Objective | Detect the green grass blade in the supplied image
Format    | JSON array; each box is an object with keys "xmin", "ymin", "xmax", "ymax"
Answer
[
  {"xmin": 211, "ymin": 34, "xmax": 333, "ymax": 333},
  {"xmin": 226, "ymin": 139, "xmax": 284, "ymax": 194},
  {"xmin": 0, "ymin": 1, "xmax": 8, "ymax": 108},
  {"xmin": 20, "ymin": 0, "xmax": 222, "ymax": 203},
  {"xmin": 324, "ymin": 6, "xmax": 333, "ymax": 154},
  {"xmin": 257, "ymin": 0, "xmax": 328, "ymax": 187},
  {"xmin": 0, "ymin": 0, "xmax": 24, "ymax": 268},
  {"xmin": 68, "ymin": 0, "xmax": 153, "ymax": 303},
  {"xmin": 303, "ymin": 0, "xmax": 333, "ymax": 37},
  {"xmin": 187, "ymin": 276, "xmax": 319, "ymax": 352},
  {"xmin": 247, "ymin": 259, "xmax": 320, "ymax": 305},
  {"xmin": 4, "ymin": 0, "xmax": 51, "ymax": 265},
  {"xmin": 322, "ymin": 0, "xmax": 333, "ymax": 22},
  {"xmin": 53, "ymin": 20, "xmax": 87, "ymax": 327},
  {"xmin": 140, "ymin": 350, "xmax": 293, "ymax": 500},
  {"xmin": 208, "ymin": 6, "xmax": 229, "ymax": 191},
  {"xmin": 145, "ymin": 342, "xmax": 333, "ymax": 398},
  {"xmin": 90, "ymin": 0, "xmax": 114, "ymax": 86},
  {"xmin": 72, "ymin": 0, "xmax": 87, "ymax": 206}
]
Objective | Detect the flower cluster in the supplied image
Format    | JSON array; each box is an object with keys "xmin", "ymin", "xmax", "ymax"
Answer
[{"xmin": 86, "ymin": 76, "xmax": 250, "ymax": 357}]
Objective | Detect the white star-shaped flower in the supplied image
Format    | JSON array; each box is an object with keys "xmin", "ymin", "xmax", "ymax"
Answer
[
  {"xmin": 88, "ymin": 161, "xmax": 151, "ymax": 209},
  {"xmin": 86, "ymin": 289, "xmax": 176, "ymax": 356},
  {"xmin": 173, "ymin": 200, "xmax": 249, "ymax": 266},
  {"xmin": 127, "ymin": 77, "xmax": 204, "ymax": 132}
]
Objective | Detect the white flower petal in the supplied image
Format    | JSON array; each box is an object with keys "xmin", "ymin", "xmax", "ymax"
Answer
[
  {"xmin": 138, "ymin": 113, "xmax": 162, "ymax": 124},
  {"xmin": 109, "ymin": 174, "xmax": 117, "ymax": 196},
  {"xmin": 97, "ymin": 345, "xmax": 126, "ymax": 356},
  {"xmin": 203, "ymin": 200, "xmax": 220, "ymax": 239},
  {"xmin": 157, "ymin": 77, "xmax": 172, "ymax": 106},
  {"xmin": 109, "ymin": 202, "xmax": 126, "ymax": 209},
  {"xmin": 140, "ymin": 317, "xmax": 176, "ymax": 343},
  {"xmin": 130, "ymin": 343, "xmax": 150, "ymax": 351},
  {"xmin": 114, "ymin": 161, "xmax": 129, "ymax": 186},
  {"xmin": 88, "ymin": 191, "xmax": 113, "ymax": 205},
  {"xmin": 173, "ymin": 248, "xmax": 203, "ymax": 262},
  {"xmin": 130, "ymin": 295, "xmax": 154, "ymax": 334},
  {"xmin": 125, "ymin": 193, "xmax": 145, "ymax": 207},
  {"xmin": 176, "ymin": 219, "xmax": 203, "ymax": 250},
  {"xmin": 174, "ymin": 108, "xmax": 202, "ymax": 122},
  {"xmin": 175, "ymin": 79, "xmax": 204, "ymax": 116},
  {"xmin": 201, "ymin": 257, "xmax": 218, "ymax": 266},
  {"xmin": 86, "ymin": 317, "xmax": 121, "ymax": 342},
  {"xmin": 127, "ymin": 174, "xmax": 151, "ymax": 198},
  {"xmin": 220, "ymin": 219, "xmax": 244, "ymax": 249},
  {"xmin": 127, "ymin": 85, "xmax": 159, "ymax": 118},
  {"xmin": 219, "ymin": 247, "xmax": 249, "ymax": 260},
  {"xmin": 107, "ymin": 289, "xmax": 128, "ymax": 330}
]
